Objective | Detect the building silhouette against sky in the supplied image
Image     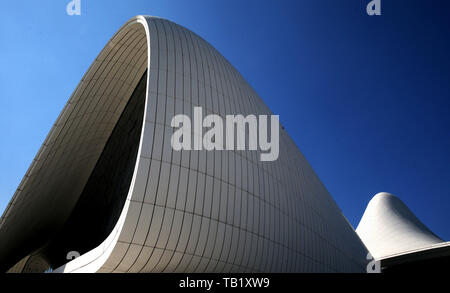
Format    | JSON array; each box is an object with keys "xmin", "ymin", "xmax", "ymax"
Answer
[{"xmin": 0, "ymin": 16, "xmax": 447, "ymax": 273}]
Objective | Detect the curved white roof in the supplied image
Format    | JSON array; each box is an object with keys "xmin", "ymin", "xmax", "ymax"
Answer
[
  {"xmin": 356, "ymin": 192, "xmax": 443, "ymax": 259},
  {"xmin": 0, "ymin": 15, "xmax": 369, "ymax": 273}
]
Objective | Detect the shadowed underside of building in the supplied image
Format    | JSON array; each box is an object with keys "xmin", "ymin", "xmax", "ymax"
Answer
[{"xmin": 0, "ymin": 16, "xmax": 369, "ymax": 273}]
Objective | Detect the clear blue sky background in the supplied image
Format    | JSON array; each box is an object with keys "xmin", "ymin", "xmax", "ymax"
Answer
[{"xmin": 1, "ymin": 1, "xmax": 449, "ymax": 240}]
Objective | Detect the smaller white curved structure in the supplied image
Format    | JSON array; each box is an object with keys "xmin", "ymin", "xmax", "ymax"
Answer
[{"xmin": 356, "ymin": 192, "xmax": 444, "ymax": 260}]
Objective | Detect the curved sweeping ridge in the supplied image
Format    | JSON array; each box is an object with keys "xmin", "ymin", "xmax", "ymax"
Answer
[
  {"xmin": 356, "ymin": 192, "xmax": 443, "ymax": 260},
  {"xmin": 0, "ymin": 16, "xmax": 368, "ymax": 273}
]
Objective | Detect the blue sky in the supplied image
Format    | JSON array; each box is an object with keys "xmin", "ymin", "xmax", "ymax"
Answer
[{"xmin": 0, "ymin": 1, "xmax": 449, "ymax": 240}]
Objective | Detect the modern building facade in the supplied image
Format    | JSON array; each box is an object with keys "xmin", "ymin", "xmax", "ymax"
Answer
[
  {"xmin": 356, "ymin": 192, "xmax": 444, "ymax": 260},
  {"xmin": 357, "ymin": 192, "xmax": 450, "ymax": 272},
  {"xmin": 0, "ymin": 15, "xmax": 371, "ymax": 273}
]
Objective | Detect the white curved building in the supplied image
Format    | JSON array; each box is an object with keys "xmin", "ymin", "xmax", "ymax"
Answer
[
  {"xmin": 0, "ymin": 16, "xmax": 369, "ymax": 273},
  {"xmin": 356, "ymin": 192, "xmax": 450, "ymax": 272},
  {"xmin": 356, "ymin": 192, "xmax": 443, "ymax": 259}
]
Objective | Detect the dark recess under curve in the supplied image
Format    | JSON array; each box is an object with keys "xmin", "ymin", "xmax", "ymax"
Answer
[{"xmin": 41, "ymin": 71, "xmax": 148, "ymax": 270}]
